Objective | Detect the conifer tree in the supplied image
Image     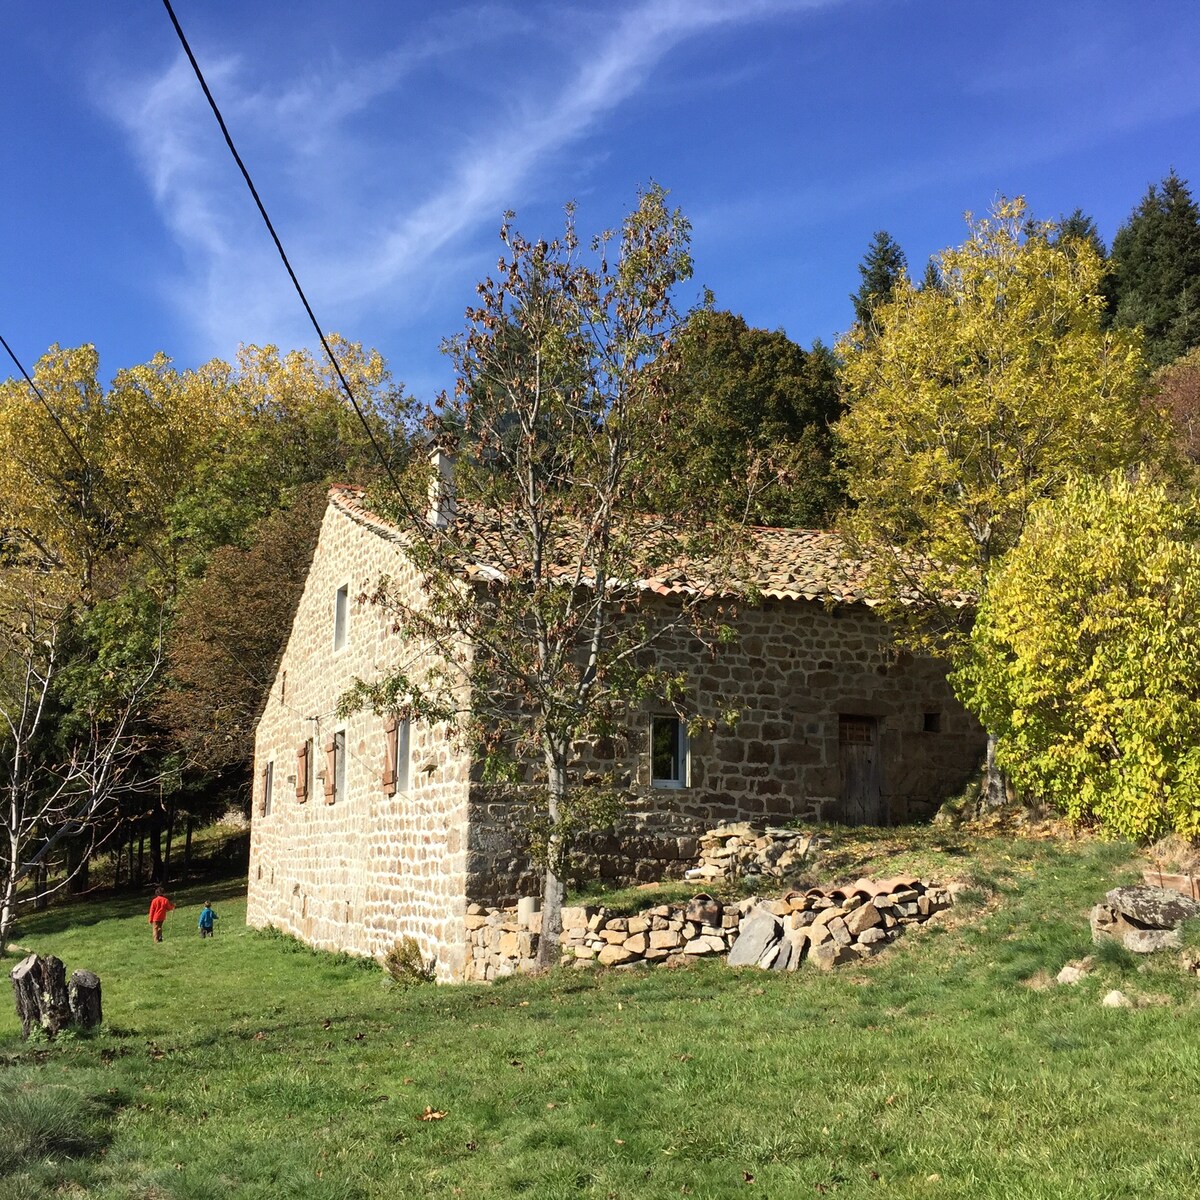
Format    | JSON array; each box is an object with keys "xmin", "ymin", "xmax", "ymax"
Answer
[
  {"xmin": 1110, "ymin": 172, "xmax": 1200, "ymax": 367},
  {"xmin": 851, "ymin": 231, "xmax": 908, "ymax": 327}
]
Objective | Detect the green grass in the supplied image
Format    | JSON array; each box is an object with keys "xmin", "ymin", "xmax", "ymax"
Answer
[{"xmin": 2, "ymin": 833, "xmax": 1198, "ymax": 1198}]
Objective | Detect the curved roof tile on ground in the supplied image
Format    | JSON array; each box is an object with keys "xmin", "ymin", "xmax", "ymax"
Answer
[{"xmin": 326, "ymin": 485, "xmax": 971, "ymax": 610}]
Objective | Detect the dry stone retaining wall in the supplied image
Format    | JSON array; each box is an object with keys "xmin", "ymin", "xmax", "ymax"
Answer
[{"xmin": 464, "ymin": 878, "xmax": 954, "ymax": 981}]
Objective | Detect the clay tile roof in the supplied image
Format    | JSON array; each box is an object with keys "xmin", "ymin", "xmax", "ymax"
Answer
[{"xmin": 326, "ymin": 485, "xmax": 971, "ymax": 610}]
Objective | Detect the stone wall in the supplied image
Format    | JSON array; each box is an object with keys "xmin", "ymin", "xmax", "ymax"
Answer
[
  {"xmin": 247, "ymin": 497, "xmax": 473, "ymax": 981},
  {"xmin": 464, "ymin": 878, "xmax": 954, "ymax": 981},
  {"xmin": 467, "ymin": 598, "xmax": 983, "ymax": 905}
]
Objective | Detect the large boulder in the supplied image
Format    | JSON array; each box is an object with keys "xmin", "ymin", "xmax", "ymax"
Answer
[
  {"xmin": 727, "ymin": 910, "xmax": 782, "ymax": 967},
  {"xmin": 1105, "ymin": 886, "xmax": 1200, "ymax": 930}
]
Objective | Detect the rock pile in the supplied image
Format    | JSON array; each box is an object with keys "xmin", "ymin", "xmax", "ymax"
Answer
[
  {"xmin": 725, "ymin": 876, "xmax": 954, "ymax": 971},
  {"xmin": 1090, "ymin": 885, "xmax": 1200, "ymax": 954},
  {"xmin": 559, "ymin": 893, "xmax": 744, "ymax": 967},
  {"xmin": 464, "ymin": 875, "xmax": 953, "ymax": 980},
  {"xmin": 686, "ymin": 823, "xmax": 817, "ymax": 882}
]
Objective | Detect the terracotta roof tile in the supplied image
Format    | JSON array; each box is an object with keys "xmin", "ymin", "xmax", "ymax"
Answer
[{"xmin": 326, "ymin": 485, "xmax": 970, "ymax": 610}]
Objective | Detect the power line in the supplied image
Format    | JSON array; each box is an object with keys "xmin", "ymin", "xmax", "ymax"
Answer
[
  {"xmin": 0, "ymin": 333, "xmax": 92, "ymax": 474},
  {"xmin": 159, "ymin": 0, "xmax": 406, "ymax": 499}
]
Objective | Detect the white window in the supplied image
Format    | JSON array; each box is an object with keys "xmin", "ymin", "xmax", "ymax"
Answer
[
  {"xmin": 262, "ymin": 761, "xmax": 274, "ymax": 816},
  {"xmin": 333, "ymin": 584, "xmax": 349, "ymax": 651},
  {"xmin": 650, "ymin": 716, "xmax": 689, "ymax": 788}
]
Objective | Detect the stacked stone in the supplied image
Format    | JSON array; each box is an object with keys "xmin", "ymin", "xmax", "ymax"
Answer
[
  {"xmin": 726, "ymin": 877, "xmax": 952, "ymax": 971},
  {"xmin": 464, "ymin": 878, "xmax": 952, "ymax": 980},
  {"xmin": 687, "ymin": 822, "xmax": 817, "ymax": 882},
  {"xmin": 1090, "ymin": 885, "xmax": 1200, "ymax": 955},
  {"xmin": 464, "ymin": 903, "xmax": 542, "ymax": 981},
  {"xmin": 558, "ymin": 894, "xmax": 744, "ymax": 967}
]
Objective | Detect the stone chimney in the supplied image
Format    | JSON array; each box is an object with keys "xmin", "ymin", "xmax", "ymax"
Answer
[{"xmin": 426, "ymin": 441, "xmax": 457, "ymax": 529}]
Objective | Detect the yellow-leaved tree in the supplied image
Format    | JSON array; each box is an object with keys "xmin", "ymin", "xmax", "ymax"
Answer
[
  {"xmin": 836, "ymin": 198, "xmax": 1164, "ymax": 804},
  {"xmin": 953, "ymin": 474, "xmax": 1200, "ymax": 841},
  {"xmin": 838, "ymin": 197, "xmax": 1157, "ymax": 626}
]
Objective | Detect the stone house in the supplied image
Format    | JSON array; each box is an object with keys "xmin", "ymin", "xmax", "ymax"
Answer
[{"xmin": 246, "ymin": 485, "xmax": 984, "ymax": 980}]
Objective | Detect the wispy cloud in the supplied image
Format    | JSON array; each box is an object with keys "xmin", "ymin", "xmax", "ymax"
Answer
[{"xmin": 99, "ymin": 0, "xmax": 841, "ymax": 364}]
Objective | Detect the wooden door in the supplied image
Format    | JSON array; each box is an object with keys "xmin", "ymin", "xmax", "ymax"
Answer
[{"xmin": 839, "ymin": 715, "xmax": 883, "ymax": 825}]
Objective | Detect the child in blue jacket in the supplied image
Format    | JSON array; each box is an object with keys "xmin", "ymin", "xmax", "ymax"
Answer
[{"xmin": 198, "ymin": 902, "xmax": 219, "ymax": 938}]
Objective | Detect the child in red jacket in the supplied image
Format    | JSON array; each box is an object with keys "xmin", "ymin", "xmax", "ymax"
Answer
[{"xmin": 148, "ymin": 888, "xmax": 175, "ymax": 942}]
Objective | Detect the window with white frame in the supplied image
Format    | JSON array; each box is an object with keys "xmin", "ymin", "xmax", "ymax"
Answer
[
  {"xmin": 650, "ymin": 716, "xmax": 689, "ymax": 788},
  {"xmin": 333, "ymin": 584, "xmax": 349, "ymax": 651}
]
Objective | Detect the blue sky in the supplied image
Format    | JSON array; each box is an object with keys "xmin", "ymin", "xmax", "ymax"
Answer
[{"xmin": 4, "ymin": 0, "xmax": 1199, "ymax": 402}]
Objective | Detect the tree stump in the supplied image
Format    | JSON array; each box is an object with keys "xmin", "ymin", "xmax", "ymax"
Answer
[
  {"xmin": 68, "ymin": 969, "xmax": 102, "ymax": 1029},
  {"xmin": 10, "ymin": 954, "xmax": 41, "ymax": 1037},
  {"xmin": 10, "ymin": 952, "xmax": 71, "ymax": 1039}
]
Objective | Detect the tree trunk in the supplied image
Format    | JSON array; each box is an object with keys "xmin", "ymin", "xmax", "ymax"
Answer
[
  {"xmin": 535, "ymin": 746, "xmax": 567, "ymax": 970},
  {"xmin": 0, "ymin": 843, "xmax": 18, "ymax": 957},
  {"xmin": 981, "ymin": 733, "xmax": 1007, "ymax": 810},
  {"xmin": 68, "ymin": 969, "xmax": 102, "ymax": 1029},
  {"xmin": 149, "ymin": 808, "xmax": 164, "ymax": 883},
  {"xmin": 163, "ymin": 800, "xmax": 175, "ymax": 881},
  {"xmin": 137, "ymin": 830, "xmax": 144, "ymax": 883},
  {"xmin": 34, "ymin": 863, "xmax": 48, "ymax": 911},
  {"xmin": 67, "ymin": 837, "xmax": 89, "ymax": 895},
  {"xmin": 183, "ymin": 816, "xmax": 194, "ymax": 875},
  {"xmin": 10, "ymin": 953, "xmax": 70, "ymax": 1039}
]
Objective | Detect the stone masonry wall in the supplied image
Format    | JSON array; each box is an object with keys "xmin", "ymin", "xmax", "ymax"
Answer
[
  {"xmin": 467, "ymin": 599, "xmax": 983, "ymax": 905},
  {"xmin": 247, "ymin": 500, "xmax": 473, "ymax": 981}
]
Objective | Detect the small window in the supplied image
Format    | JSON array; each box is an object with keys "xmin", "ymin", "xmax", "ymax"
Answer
[
  {"xmin": 333, "ymin": 584, "xmax": 349, "ymax": 651},
  {"xmin": 262, "ymin": 761, "xmax": 274, "ymax": 816},
  {"xmin": 383, "ymin": 718, "xmax": 411, "ymax": 796},
  {"xmin": 651, "ymin": 716, "xmax": 689, "ymax": 788},
  {"xmin": 923, "ymin": 712, "xmax": 942, "ymax": 733}
]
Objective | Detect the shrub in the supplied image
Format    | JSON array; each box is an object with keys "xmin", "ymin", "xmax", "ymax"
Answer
[{"xmin": 382, "ymin": 937, "xmax": 435, "ymax": 986}]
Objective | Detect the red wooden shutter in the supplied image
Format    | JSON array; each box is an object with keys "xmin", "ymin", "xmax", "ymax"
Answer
[
  {"xmin": 324, "ymin": 738, "xmax": 337, "ymax": 803},
  {"xmin": 382, "ymin": 717, "xmax": 398, "ymax": 795},
  {"xmin": 296, "ymin": 742, "xmax": 309, "ymax": 802}
]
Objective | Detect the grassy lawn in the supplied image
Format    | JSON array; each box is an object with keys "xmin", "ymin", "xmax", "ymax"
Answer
[{"xmin": 2, "ymin": 830, "xmax": 1199, "ymax": 1199}]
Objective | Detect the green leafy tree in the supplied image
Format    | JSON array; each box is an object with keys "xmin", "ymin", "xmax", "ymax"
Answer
[
  {"xmin": 652, "ymin": 311, "xmax": 843, "ymax": 526},
  {"xmin": 954, "ymin": 473, "xmax": 1200, "ymax": 841},
  {"xmin": 344, "ymin": 187, "xmax": 744, "ymax": 965},
  {"xmin": 1109, "ymin": 172, "xmax": 1200, "ymax": 367},
  {"xmin": 157, "ymin": 485, "xmax": 328, "ymax": 775}
]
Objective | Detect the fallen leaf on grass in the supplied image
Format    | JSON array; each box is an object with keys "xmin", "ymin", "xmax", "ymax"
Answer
[
  {"xmin": 742, "ymin": 1170, "xmax": 755, "ymax": 1183},
  {"xmin": 421, "ymin": 1107, "xmax": 448, "ymax": 1121}
]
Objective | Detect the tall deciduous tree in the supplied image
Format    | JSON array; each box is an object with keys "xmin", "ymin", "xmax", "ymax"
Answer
[
  {"xmin": 1109, "ymin": 172, "xmax": 1200, "ymax": 367},
  {"xmin": 954, "ymin": 474, "xmax": 1200, "ymax": 841},
  {"xmin": 343, "ymin": 187, "xmax": 742, "ymax": 965},
  {"xmin": 838, "ymin": 198, "xmax": 1154, "ymax": 628},
  {"xmin": 836, "ymin": 198, "xmax": 1158, "ymax": 804},
  {"xmin": 651, "ymin": 311, "xmax": 843, "ymax": 527},
  {"xmin": 1152, "ymin": 344, "xmax": 1200, "ymax": 465}
]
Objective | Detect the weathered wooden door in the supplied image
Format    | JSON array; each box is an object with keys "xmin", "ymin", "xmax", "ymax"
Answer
[{"xmin": 839, "ymin": 715, "xmax": 883, "ymax": 825}]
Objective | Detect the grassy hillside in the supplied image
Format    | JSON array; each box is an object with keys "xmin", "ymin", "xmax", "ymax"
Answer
[{"xmin": 2, "ymin": 829, "xmax": 1198, "ymax": 1199}]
